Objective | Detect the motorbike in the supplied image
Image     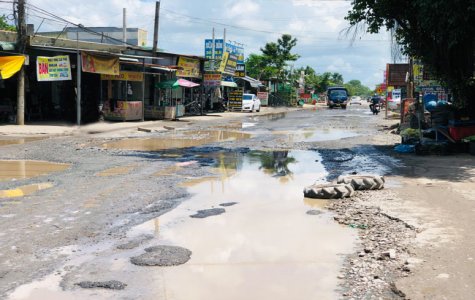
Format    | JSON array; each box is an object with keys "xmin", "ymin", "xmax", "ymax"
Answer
[{"xmin": 370, "ymin": 103, "xmax": 380, "ymax": 115}]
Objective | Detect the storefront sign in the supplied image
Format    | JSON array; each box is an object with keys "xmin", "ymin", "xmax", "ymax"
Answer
[
  {"xmin": 203, "ymin": 72, "xmax": 221, "ymax": 87},
  {"xmin": 218, "ymin": 52, "xmax": 237, "ymax": 75},
  {"xmin": 257, "ymin": 92, "xmax": 269, "ymax": 106},
  {"xmin": 81, "ymin": 52, "xmax": 119, "ymax": 75},
  {"xmin": 0, "ymin": 55, "xmax": 25, "ymax": 79},
  {"xmin": 235, "ymin": 63, "xmax": 245, "ymax": 78},
  {"xmin": 36, "ymin": 56, "xmax": 72, "ymax": 81},
  {"xmin": 228, "ymin": 90, "xmax": 243, "ymax": 111},
  {"xmin": 176, "ymin": 56, "xmax": 201, "ymax": 78},
  {"xmin": 101, "ymin": 71, "xmax": 143, "ymax": 82}
]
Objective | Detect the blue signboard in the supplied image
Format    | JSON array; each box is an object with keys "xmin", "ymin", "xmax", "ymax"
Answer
[{"xmin": 204, "ymin": 39, "xmax": 224, "ymax": 70}]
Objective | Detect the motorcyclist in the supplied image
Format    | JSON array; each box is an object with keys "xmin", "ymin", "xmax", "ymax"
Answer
[{"xmin": 369, "ymin": 95, "xmax": 381, "ymax": 113}]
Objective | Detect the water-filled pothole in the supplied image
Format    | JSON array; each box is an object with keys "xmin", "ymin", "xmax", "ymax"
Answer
[
  {"xmin": 102, "ymin": 130, "xmax": 252, "ymax": 151},
  {"xmin": 0, "ymin": 160, "xmax": 70, "ymax": 181}
]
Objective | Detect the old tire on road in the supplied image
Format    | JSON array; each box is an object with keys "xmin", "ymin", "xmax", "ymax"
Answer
[
  {"xmin": 337, "ymin": 175, "xmax": 385, "ymax": 190},
  {"xmin": 304, "ymin": 183, "xmax": 355, "ymax": 199}
]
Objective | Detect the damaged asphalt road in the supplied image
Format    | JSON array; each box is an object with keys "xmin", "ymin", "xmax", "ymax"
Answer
[{"xmin": 0, "ymin": 106, "xmax": 437, "ymax": 299}]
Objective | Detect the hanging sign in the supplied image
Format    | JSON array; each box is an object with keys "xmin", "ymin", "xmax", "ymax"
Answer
[
  {"xmin": 81, "ymin": 52, "xmax": 119, "ymax": 75},
  {"xmin": 203, "ymin": 72, "xmax": 221, "ymax": 87},
  {"xmin": 101, "ymin": 71, "xmax": 143, "ymax": 82},
  {"xmin": 36, "ymin": 56, "xmax": 72, "ymax": 81}
]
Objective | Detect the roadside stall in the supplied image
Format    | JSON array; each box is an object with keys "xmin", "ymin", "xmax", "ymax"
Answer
[
  {"xmin": 155, "ymin": 78, "xmax": 199, "ymax": 119},
  {"xmin": 101, "ymin": 71, "xmax": 144, "ymax": 121}
]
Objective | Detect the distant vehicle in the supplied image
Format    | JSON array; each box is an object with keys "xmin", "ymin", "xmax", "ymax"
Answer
[
  {"xmin": 242, "ymin": 94, "xmax": 261, "ymax": 112},
  {"xmin": 327, "ymin": 87, "xmax": 349, "ymax": 109},
  {"xmin": 350, "ymin": 96, "xmax": 362, "ymax": 105}
]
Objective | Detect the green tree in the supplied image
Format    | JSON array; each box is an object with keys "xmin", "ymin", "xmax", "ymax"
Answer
[
  {"xmin": 260, "ymin": 34, "xmax": 300, "ymax": 81},
  {"xmin": 0, "ymin": 15, "xmax": 15, "ymax": 31},
  {"xmin": 245, "ymin": 53, "xmax": 277, "ymax": 81},
  {"xmin": 344, "ymin": 79, "xmax": 372, "ymax": 96},
  {"xmin": 346, "ymin": 0, "xmax": 475, "ymax": 113}
]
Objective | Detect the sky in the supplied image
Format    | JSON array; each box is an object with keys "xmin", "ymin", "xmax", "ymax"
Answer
[{"xmin": 0, "ymin": 0, "xmax": 392, "ymax": 88}]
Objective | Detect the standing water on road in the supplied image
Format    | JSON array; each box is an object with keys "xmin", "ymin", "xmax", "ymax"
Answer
[{"xmin": 122, "ymin": 150, "xmax": 357, "ymax": 300}]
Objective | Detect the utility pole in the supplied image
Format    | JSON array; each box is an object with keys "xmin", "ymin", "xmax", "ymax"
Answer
[
  {"xmin": 152, "ymin": 1, "xmax": 160, "ymax": 55},
  {"xmin": 122, "ymin": 8, "xmax": 127, "ymax": 45},
  {"xmin": 15, "ymin": 0, "xmax": 27, "ymax": 125}
]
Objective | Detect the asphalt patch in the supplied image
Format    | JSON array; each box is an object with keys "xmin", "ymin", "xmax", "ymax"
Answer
[
  {"xmin": 130, "ymin": 245, "xmax": 192, "ymax": 266},
  {"xmin": 190, "ymin": 208, "xmax": 225, "ymax": 218},
  {"xmin": 76, "ymin": 280, "xmax": 127, "ymax": 290}
]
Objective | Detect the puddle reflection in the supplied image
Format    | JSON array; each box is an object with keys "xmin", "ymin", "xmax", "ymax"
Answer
[
  {"xmin": 126, "ymin": 150, "xmax": 355, "ymax": 300},
  {"xmin": 0, "ymin": 137, "xmax": 47, "ymax": 147},
  {"xmin": 102, "ymin": 130, "xmax": 252, "ymax": 151},
  {"xmin": 0, "ymin": 160, "xmax": 70, "ymax": 181}
]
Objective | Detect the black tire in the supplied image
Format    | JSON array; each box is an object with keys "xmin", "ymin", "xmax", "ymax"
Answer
[
  {"xmin": 341, "ymin": 105, "xmax": 347, "ymax": 109},
  {"xmin": 304, "ymin": 183, "xmax": 355, "ymax": 199},
  {"xmin": 337, "ymin": 175, "xmax": 385, "ymax": 190}
]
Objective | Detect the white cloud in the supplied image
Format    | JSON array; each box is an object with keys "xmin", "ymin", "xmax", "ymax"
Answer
[{"xmin": 22, "ymin": 0, "xmax": 391, "ymax": 87}]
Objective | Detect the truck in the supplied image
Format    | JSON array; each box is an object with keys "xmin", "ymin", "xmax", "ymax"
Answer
[{"xmin": 326, "ymin": 87, "xmax": 349, "ymax": 109}]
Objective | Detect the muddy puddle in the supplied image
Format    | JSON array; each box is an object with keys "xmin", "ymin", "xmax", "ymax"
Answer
[
  {"xmin": 10, "ymin": 150, "xmax": 357, "ymax": 300},
  {"xmin": 0, "ymin": 137, "xmax": 47, "ymax": 147},
  {"xmin": 96, "ymin": 164, "xmax": 137, "ymax": 177},
  {"xmin": 102, "ymin": 130, "xmax": 252, "ymax": 151},
  {"xmin": 273, "ymin": 129, "xmax": 358, "ymax": 143},
  {"xmin": 0, "ymin": 160, "xmax": 71, "ymax": 181}
]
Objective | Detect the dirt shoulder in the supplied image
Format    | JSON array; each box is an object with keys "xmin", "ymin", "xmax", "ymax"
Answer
[{"xmin": 332, "ymin": 120, "xmax": 475, "ymax": 299}]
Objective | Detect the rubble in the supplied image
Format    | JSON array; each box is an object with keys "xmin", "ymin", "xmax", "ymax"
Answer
[{"xmin": 328, "ymin": 189, "xmax": 418, "ymax": 298}]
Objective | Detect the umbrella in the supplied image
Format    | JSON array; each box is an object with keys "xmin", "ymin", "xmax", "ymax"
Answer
[{"xmin": 156, "ymin": 79, "xmax": 179, "ymax": 89}]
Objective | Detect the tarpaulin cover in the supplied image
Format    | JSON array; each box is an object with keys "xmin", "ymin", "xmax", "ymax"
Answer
[
  {"xmin": 156, "ymin": 79, "xmax": 200, "ymax": 89},
  {"xmin": 156, "ymin": 79, "xmax": 179, "ymax": 89},
  {"xmin": 0, "ymin": 56, "xmax": 25, "ymax": 79},
  {"xmin": 177, "ymin": 78, "xmax": 200, "ymax": 88}
]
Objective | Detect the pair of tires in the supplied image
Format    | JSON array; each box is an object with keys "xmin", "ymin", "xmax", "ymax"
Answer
[{"xmin": 303, "ymin": 175, "xmax": 385, "ymax": 199}]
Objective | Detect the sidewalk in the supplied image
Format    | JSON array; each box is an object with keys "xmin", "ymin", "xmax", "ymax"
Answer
[{"xmin": 0, "ymin": 106, "xmax": 303, "ymax": 137}]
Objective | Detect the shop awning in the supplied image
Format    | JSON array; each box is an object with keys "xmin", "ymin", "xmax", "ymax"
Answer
[
  {"xmin": 177, "ymin": 78, "xmax": 200, "ymax": 88},
  {"xmin": 221, "ymin": 81, "xmax": 238, "ymax": 88},
  {"xmin": 0, "ymin": 56, "xmax": 25, "ymax": 79},
  {"xmin": 239, "ymin": 76, "xmax": 264, "ymax": 88}
]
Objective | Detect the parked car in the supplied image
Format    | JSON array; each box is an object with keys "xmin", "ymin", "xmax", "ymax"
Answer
[
  {"xmin": 242, "ymin": 94, "xmax": 261, "ymax": 112},
  {"xmin": 327, "ymin": 87, "xmax": 349, "ymax": 109},
  {"xmin": 350, "ymin": 96, "xmax": 362, "ymax": 105}
]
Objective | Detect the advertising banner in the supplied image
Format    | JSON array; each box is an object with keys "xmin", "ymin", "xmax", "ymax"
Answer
[
  {"xmin": 101, "ymin": 71, "xmax": 144, "ymax": 82},
  {"xmin": 235, "ymin": 63, "xmax": 246, "ymax": 78},
  {"xmin": 226, "ymin": 43, "xmax": 245, "ymax": 64},
  {"xmin": 81, "ymin": 52, "xmax": 119, "ymax": 75},
  {"xmin": 204, "ymin": 39, "xmax": 224, "ymax": 70},
  {"xmin": 203, "ymin": 72, "xmax": 221, "ymax": 87},
  {"xmin": 228, "ymin": 90, "xmax": 243, "ymax": 111},
  {"xmin": 36, "ymin": 56, "xmax": 72, "ymax": 82},
  {"xmin": 218, "ymin": 52, "xmax": 237, "ymax": 75},
  {"xmin": 176, "ymin": 56, "xmax": 201, "ymax": 78},
  {"xmin": 257, "ymin": 92, "xmax": 269, "ymax": 106}
]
